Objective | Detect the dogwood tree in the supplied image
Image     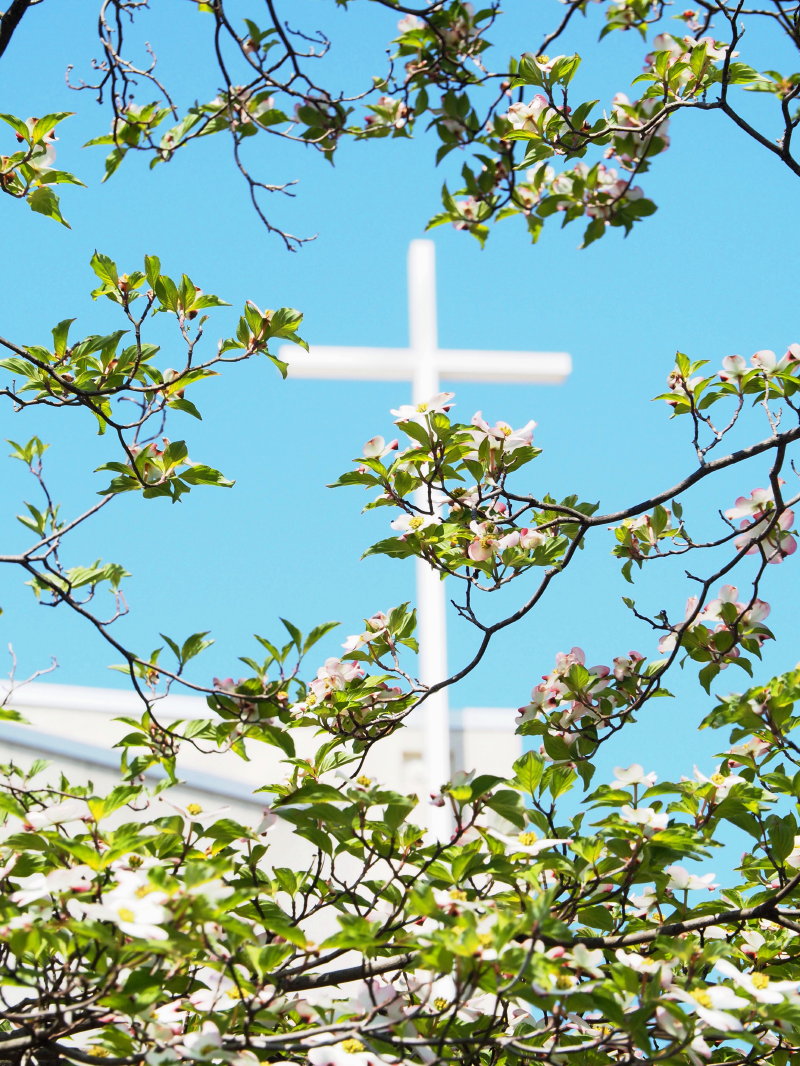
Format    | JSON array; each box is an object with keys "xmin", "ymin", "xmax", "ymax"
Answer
[{"xmin": 2, "ymin": 3, "xmax": 800, "ymax": 1066}]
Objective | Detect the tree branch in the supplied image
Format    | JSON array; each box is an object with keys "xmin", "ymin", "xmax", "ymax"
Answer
[{"xmin": 0, "ymin": 0, "xmax": 35, "ymax": 61}]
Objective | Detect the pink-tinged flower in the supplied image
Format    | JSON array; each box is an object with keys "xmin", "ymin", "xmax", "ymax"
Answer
[
  {"xmin": 397, "ymin": 13, "xmax": 424, "ymax": 33},
  {"xmin": 390, "ymin": 512, "xmax": 439, "ymax": 535},
  {"xmin": 666, "ymin": 865, "xmax": 718, "ymax": 891},
  {"xmin": 723, "ymin": 488, "xmax": 797, "ymax": 561},
  {"xmin": 610, "ymin": 93, "xmax": 671, "ymax": 157},
  {"xmin": 470, "ymin": 411, "xmax": 537, "ymax": 451},
  {"xmin": 309, "ymin": 657, "xmax": 365, "ymax": 702},
  {"xmin": 658, "ymin": 595, "xmax": 700, "ymax": 653},
  {"xmin": 144, "ymin": 1000, "xmax": 189, "ymax": 1042},
  {"xmin": 714, "ymin": 959, "xmax": 800, "ymax": 1004},
  {"xmin": 612, "ymin": 650, "xmax": 645, "ymax": 681},
  {"xmin": 649, "ymin": 33, "xmax": 686, "ymax": 61},
  {"xmin": 555, "ymin": 646, "xmax": 585, "ymax": 671},
  {"xmin": 188, "ymin": 968, "xmax": 244, "ymax": 1012},
  {"xmin": 568, "ymin": 944, "xmax": 605, "ymax": 978},
  {"xmin": 666, "ymin": 369, "xmax": 704, "ymax": 399},
  {"xmin": 699, "ymin": 584, "xmax": 771, "ymax": 630},
  {"xmin": 497, "ymin": 529, "xmax": 520, "ymax": 551},
  {"xmin": 452, "ymin": 196, "xmax": 483, "ymax": 231},
  {"xmin": 694, "ymin": 35, "xmax": 732, "ymax": 61},
  {"xmin": 518, "ymin": 646, "xmax": 611, "ymax": 729},
  {"xmin": 784, "ymin": 835, "xmax": 800, "ymax": 869},
  {"xmin": 670, "ymin": 985, "xmax": 748, "ymax": 1032},
  {"xmin": 161, "ymin": 800, "xmax": 232, "ymax": 827},
  {"xmin": 726, "ymin": 736, "xmax": 770, "ymax": 764},
  {"xmin": 497, "ymin": 525, "xmax": 545, "ymax": 553},
  {"xmin": 307, "ymin": 1040, "xmax": 394, "ymax": 1066},
  {"xmin": 352, "ymin": 978, "xmax": 407, "ymax": 1021},
  {"xmin": 616, "ymin": 950, "xmax": 677, "ymax": 987},
  {"xmin": 725, "ymin": 487, "xmax": 777, "ymax": 520},
  {"xmin": 520, "ymin": 527, "xmax": 547, "ymax": 549},
  {"xmin": 342, "ymin": 611, "xmax": 390, "ymax": 653},
  {"xmin": 620, "ymin": 805, "xmax": 668, "ymax": 832},
  {"xmin": 252, "ymin": 807, "xmax": 277, "ymax": 834},
  {"xmin": 11, "ymin": 864, "xmax": 95, "ymax": 906},
  {"xmin": 629, "ymin": 888, "xmax": 658, "ymax": 915},
  {"xmin": 733, "ymin": 510, "xmax": 796, "ymax": 564},
  {"xmin": 362, "ymin": 436, "xmax": 398, "ymax": 460},
  {"xmin": 737, "ymin": 929, "xmax": 766, "ymax": 957},
  {"xmin": 692, "ymin": 765, "xmax": 746, "ymax": 800},
  {"xmin": 613, "ymin": 763, "xmax": 657, "ymax": 788},
  {"xmin": 493, "ymin": 830, "xmax": 572, "ymax": 857},
  {"xmin": 391, "ymin": 392, "xmax": 454, "ymax": 424},
  {"xmin": 516, "ymin": 681, "xmax": 563, "ymax": 724},
  {"xmin": 751, "ymin": 346, "xmax": 800, "ymax": 375},
  {"xmin": 467, "ymin": 520, "xmax": 499, "ymax": 561},
  {"xmin": 432, "ymin": 887, "xmax": 484, "ymax": 914},
  {"xmin": 623, "ymin": 512, "xmax": 665, "ymax": 548},
  {"xmin": 69, "ymin": 877, "xmax": 170, "ymax": 940},
  {"xmin": 179, "ymin": 1023, "xmax": 230, "ymax": 1060},
  {"xmin": 719, "ymin": 354, "xmax": 748, "ymax": 383},
  {"xmin": 505, "ymin": 96, "xmax": 555, "ymax": 131},
  {"xmin": 365, "ymin": 95, "xmax": 408, "ymax": 130},
  {"xmin": 23, "ymin": 798, "xmax": 90, "ymax": 831}
]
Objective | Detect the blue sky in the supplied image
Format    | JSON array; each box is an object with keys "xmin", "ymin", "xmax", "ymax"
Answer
[{"xmin": 1, "ymin": 1, "xmax": 798, "ymax": 779}]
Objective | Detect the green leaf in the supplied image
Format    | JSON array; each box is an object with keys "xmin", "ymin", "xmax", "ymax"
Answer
[
  {"xmin": 180, "ymin": 464, "xmax": 234, "ymax": 487},
  {"xmin": 513, "ymin": 750, "xmax": 545, "ymax": 795},
  {"xmin": 0, "ymin": 112, "xmax": 30, "ymax": 139},
  {"xmin": 51, "ymin": 318, "xmax": 75, "ymax": 357},
  {"xmin": 30, "ymin": 113, "xmax": 72, "ymax": 143},
  {"xmin": 27, "ymin": 186, "xmax": 70, "ymax": 227},
  {"xmin": 90, "ymin": 250, "xmax": 119, "ymax": 287},
  {"xmin": 144, "ymin": 255, "xmax": 161, "ymax": 288}
]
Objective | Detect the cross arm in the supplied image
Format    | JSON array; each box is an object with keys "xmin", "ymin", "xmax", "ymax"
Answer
[{"xmin": 279, "ymin": 345, "xmax": 572, "ymax": 384}]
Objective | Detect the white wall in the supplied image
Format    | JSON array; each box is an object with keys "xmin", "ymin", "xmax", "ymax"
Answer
[{"xmin": 0, "ymin": 682, "xmax": 521, "ymax": 831}]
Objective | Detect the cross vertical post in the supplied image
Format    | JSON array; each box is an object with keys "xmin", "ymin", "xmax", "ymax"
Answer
[{"xmin": 407, "ymin": 240, "xmax": 453, "ymax": 839}]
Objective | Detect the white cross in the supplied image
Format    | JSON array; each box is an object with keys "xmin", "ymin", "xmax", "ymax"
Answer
[{"xmin": 280, "ymin": 240, "xmax": 571, "ymax": 838}]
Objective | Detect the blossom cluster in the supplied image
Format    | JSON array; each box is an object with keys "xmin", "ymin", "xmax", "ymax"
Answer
[
  {"xmin": 516, "ymin": 645, "xmax": 646, "ymax": 736},
  {"xmin": 726, "ymin": 487, "xmax": 796, "ymax": 563},
  {"xmin": 658, "ymin": 583, "xmax": 773, "ymax": 660}
]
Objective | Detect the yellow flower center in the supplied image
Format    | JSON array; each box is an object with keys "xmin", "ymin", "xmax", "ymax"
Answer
[
  {"xmin": 225, "ymin": 987, "xmax": 242, "ymax": 1000},
  {"xmin": 341, "ymin": 1040, "xmax": 365, "ymax": 1054},
  {"xmin": 518, "ymin": 831, "xmax": 538, "ymax": 846},
  {"xmin": 87, "ymin": 1050, "xmax": 109, "ymax": 1058},
  {"xmin": 409, "ymin": 516, "xmax": 425, "ymax": 530},
  {"xmin": 555, "ymin": 974, "xmax": 575, "ymax": 990},
  {"xmin": 117, "ymin": 907, "xmax": 136, "ymax": 923},
  {"xmin": 187, "ymin": 803, "xmax": 203, "ymax": 816},
  {"xmin": 710, "ymin": 773, "xmax": 726, "ymax": 787},
  {"xmin": 449, "ymin": 889, "xmax": 467, "ymax": 901},
  {"xmin": 415, "ymin": 403, "xmax": 429, "ymax": 413},
  {"xmin": 433, "ymin": 997, "xmax": 450, "ymax": 1011},
  {"xmin": 693, "ymin": 990, "xmax": 712, "ymax": 1008},
  {"xmin": 357, "ymin": 775, "xmax": 371, "ymax": 787},
  {"xmin": 752, "ymin": 973, "xmax": 769, "ymax": 989},
  {"xmin": 306, "ymin": 692, "xmax": 318, "ymax": 707},
  {"xmin": 500, "ymin": 425, "xmax": 512, "ymax": 436}
]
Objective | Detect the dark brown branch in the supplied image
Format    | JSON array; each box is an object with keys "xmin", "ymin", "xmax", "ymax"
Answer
[{"xmin": 0, "ymin": 0, "xmax": 35, "ymax": 60}]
